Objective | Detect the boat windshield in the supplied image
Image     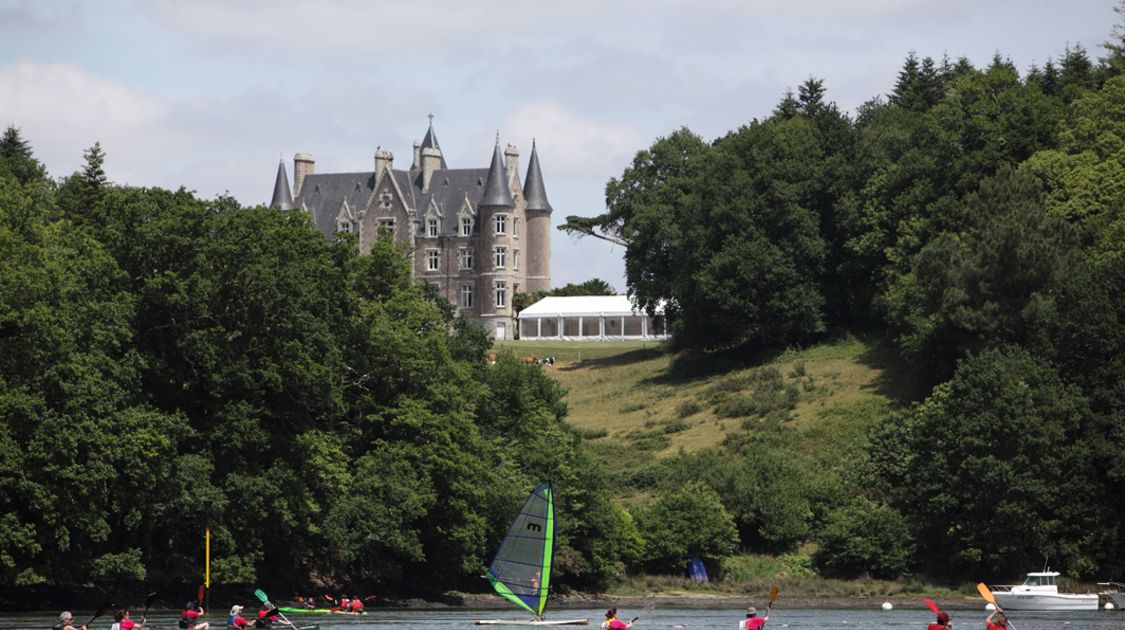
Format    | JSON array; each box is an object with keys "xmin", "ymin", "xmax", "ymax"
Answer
[{"xmin": 1025, "ymin": 574, "xmax": 1056, "ymax": 587}]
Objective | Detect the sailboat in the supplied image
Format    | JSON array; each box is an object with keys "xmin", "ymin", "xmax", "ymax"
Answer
[{"xmin": 475, "ymin": 482, "xmax": 588, "ymax": 626}]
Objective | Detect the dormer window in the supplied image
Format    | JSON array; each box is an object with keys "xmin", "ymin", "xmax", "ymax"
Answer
[
  {"xmin": 427, "ymin": 218, "xmax": 438, "ymax": 237},
  {"xmin": 461, "ymin": 217, "xmax": 472, "ymax": 236},
  {"xmin": 495, "ymin": 214, "xmax": 507, "ymax": 235},
  {"xmin": 378, "ymin": 218, "xmax": 395, "ymax": 236},
  {"xmin": 338, "ymin": 221, "xmax": 352, "ymax": 233}
]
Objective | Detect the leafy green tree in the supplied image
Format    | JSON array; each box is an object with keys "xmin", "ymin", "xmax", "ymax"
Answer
[
  {"xmin": 634, "ymin": 481, "xmax": 739, "ymax": 573},
  {"xmin": 866, "ymin": 347, "xmax": 1110, "ymax": 578},
  {"xmin": 812, "ymin": 499, "xmax": 914, "ymax": 579},
  {"xmin": 0, "ymin": 126, "xmax": 47, "ymax": 185}
]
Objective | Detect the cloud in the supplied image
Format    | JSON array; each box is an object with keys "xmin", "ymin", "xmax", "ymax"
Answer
[{"xmin": 497, "ymin": 103, "xmax": 645, "ymax": 178}]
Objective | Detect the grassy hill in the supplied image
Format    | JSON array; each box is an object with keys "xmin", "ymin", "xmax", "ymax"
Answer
[{"xmin": 496, "ymin": 335, "xmax": 915, "ymax": 508}]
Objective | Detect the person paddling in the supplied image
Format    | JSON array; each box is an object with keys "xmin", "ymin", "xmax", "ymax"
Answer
[
  {"xmin": 54, "ymin": 612, "xmax": 86, "ymax": 630},
  {"xmin": 985, "ymin": 610, "xmax": 1008, "ymax": 630},
  {"xmin": 180, "ymin": 601, "xmax": 209, "ymax": 630},
  {"xmin": 227, "ymin": 606, "xmax": 253, "ymax": 630},
  {"xmin": 114, "ymin": 609, "xmax": 145, "ymax": 630},
  {"xmin": 739, "ymin": 607, "xmax": 769, "ymax": 630},
  {"xmin": 927, "ymin": 611, "xmax": 952, "ymax": 630},
  {"xmin": 601, "ymin": 609, "xmax": 632, "ymax": 630},
  {"xmin": 254, "ymin": 603, "xmax": 279, "ymax": 629},
  {"xmin": 349, "ymin": 598, "xmax": 364, "ymax": 613}
]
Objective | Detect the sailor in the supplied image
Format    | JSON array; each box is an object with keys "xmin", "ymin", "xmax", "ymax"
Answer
[
  {"xmin": 53, "ymin": 612, "xmax": 86, "ymax": 630},
  {"xmin": 739, "ymin": 607, "xmax": 768, "ymax": 630}
]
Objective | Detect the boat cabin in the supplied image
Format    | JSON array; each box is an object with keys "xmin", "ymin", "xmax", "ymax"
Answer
[{"xmin": 1023, "ymin": 572, "xmax": 1060, "ymax": 588}]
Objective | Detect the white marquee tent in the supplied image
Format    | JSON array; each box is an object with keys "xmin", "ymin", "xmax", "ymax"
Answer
[{"xmin": 517, "ymin": 295, "xmax": 668, "ymax": 341}]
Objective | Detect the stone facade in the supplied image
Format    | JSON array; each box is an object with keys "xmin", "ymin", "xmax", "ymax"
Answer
[{"xmin": 269, "ymin": 120, "xmax": 554, "ymax": 339}]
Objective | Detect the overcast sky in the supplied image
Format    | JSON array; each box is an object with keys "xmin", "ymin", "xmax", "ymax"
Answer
[{"xmin": 0, "ymin": 0, "xmax": 1117, "ymax": 291}]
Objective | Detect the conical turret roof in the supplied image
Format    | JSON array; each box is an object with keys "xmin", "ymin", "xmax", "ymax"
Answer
[
  {"xmin": 523, "ymin": 140, "xmax": 552, "ymax": 213},
  {"xmin": 270, "ymin": 159, "xmax": 294, "ymax": 210},
  {"xmin": 479, "ymin": 138, "xmax": 513, "ymax": 208},
  {"xmin": 420, "ymin": 115, "xmax": 448, "ymax": 169}
]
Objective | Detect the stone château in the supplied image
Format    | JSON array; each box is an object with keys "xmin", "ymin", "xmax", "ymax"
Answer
[{"xmin": 269, "ymin": 119, "xmax": 553, "ymax": 339}]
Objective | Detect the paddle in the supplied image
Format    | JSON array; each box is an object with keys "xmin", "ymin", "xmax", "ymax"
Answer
[
  {"xmin": 142, "ymin": 592, "xmax": 158, "ymax": 621},
  {"xmin": 924, "ymin": 598, "xmax": 941, "ymax": 615},
  {"xmin": 255, "ymin": 589, "xmax": 300, "ymax": 630},
  {"xmin": 197, "ymin": 584, "xmax": 206, "ymax": 611},
  {"xmin": 766, "ymin": 586, "xmax": 779, "ymax": 616},
  {"xmin": 630, "ymin": 602, "xmax": 656, "ymax": 624},
  {"xmin": 85, "ymin": 601, "xmax": 113, "ymax": 628},
  {"xmin": 977, "ymin": 583, "xmax": 1016, "ymax": 630},
  {"xmin": 363, "ymin": 595, "xmax": 378, "ymax": 602}
]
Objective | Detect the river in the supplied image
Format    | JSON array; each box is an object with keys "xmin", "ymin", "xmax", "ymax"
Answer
[{"xmin": 0, "ymin": 608, "xmax": 1119, "ymax": 630}]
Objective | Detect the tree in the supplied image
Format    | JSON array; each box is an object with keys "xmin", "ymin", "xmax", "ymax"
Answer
[
  {"xmin": 0, "ymin": 126, "xmax": 47, "ymax": 185},
  {"xmin": 634, "ymin": 482, "xmax": 738, "ymax": 573},
  {"xmin": 866, "ymin": 347, "xmax": 1110, "ymax": 578},
  {"xmin": 812, "ymin": 499, "xmax": 914, "ymax": 579}
]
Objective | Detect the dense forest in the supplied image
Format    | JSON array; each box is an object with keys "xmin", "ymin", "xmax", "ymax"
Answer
[
  {"xmin": 563, "ymin": 30, "xmax": 1124, "ymax": 581},
  {"xmin": 1, "ymin": 19, "xmax": 1123, "ymax": 599}
]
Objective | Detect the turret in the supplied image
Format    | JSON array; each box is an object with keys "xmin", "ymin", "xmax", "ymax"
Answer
[
  {"xmin": 478, "ymin": 136, "xmax": 516, "ymax": 337},
  {"xmin": 523, "ymin": 140, "xmax": 552, "ymax": 293},
  {"xmin": 270, "ymin": 159, "xmax": 293, "ymax": 210}
]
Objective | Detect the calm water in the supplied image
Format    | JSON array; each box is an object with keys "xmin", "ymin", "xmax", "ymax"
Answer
[{"xmin": 1, "ymin": 608, "xmax": 1120, "ymax": 630}]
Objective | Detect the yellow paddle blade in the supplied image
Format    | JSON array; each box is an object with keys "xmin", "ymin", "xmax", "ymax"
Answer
[
  {"xmin": 769, "ymin": 587, "xmax": 779, "ymax": 602},
  {"xmin": 977, "ymin": 582, "xmax": 998, "ymax": 606}
]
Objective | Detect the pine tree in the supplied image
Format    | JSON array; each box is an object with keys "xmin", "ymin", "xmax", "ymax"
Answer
[
  {"xmin": 1103, "ymin": 0, "xmax": 1125, "ymax": 73},
  {"xmin": 0, "ymin": 125, "xmax": 47, "ymax": 184},
  {"xmin": 797, "ymin": 77, "xmax": 827, "ymax": 116},
  {"xmin": 773, "ymin": 89, "xmax": 800, "ymax": 119}
]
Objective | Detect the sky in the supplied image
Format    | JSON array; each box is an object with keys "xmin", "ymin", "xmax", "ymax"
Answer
[{"xmin": 0, "ymin": 0, "xmax": 1117, "ymax": 292}]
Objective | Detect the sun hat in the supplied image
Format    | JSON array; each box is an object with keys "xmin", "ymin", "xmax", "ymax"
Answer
[
  {"xmin": 230, "ymin": 606, "xmax": 243, "ymax": 616},
  {"xmin": 746, "ymin": 607, "xmax": 757, "ymax": 615}
]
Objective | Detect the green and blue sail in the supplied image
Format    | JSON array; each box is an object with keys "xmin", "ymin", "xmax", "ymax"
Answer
[{"xmin": 486, "ymin": 482, "xmax": 555, "ymax": 618}]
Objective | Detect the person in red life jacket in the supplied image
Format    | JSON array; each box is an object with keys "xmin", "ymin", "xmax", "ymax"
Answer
[
  {"xmin": 739, "ymin": 607, "xmax": 769, "ymax": 630},
  {"xmin": 349, "ymin": 598, "xmax": 364, "ymax": 613},
  {"xmin": 600, "ymin": 609, "xmax": 632, "ymax": 630},
  {"xmin": 181, "ymin": 602, "xmax": 209, "ymax": 630},
  {"xmin": 255, "ymin": 604, "xmax": 279, "ymax": 629},
  {"xmin": 227, "ymin": 606, "xmax": 252, "ymax": 630},
  {"xmin": 339, "ymin": 597, "xmax": 351, "ymax": 613},
  {"xmin": 985, "ymin": 610, "xmax": 1007, "ymax": 630},
  {"xmin": 53, "ymin": 611, "xmax": 86, "ymax": 630},
  {"xmin": 927, "ymin": 610, "xmax": 952, "ymax": 630},
  {"xmin": 115, "ymin": 608, "xmax": 145, "ymax": 630}
]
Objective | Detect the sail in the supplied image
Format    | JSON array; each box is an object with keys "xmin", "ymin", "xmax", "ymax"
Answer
[{"xmin": 487, "ymin": 482, "xmax": 555, "ymax": 617}]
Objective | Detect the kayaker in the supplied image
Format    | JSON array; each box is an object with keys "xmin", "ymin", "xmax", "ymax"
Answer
[
  {"xmin": 927, "ymin": 611, "xmax": 951, "ymax": 630},
  {"xmin": 349, "ymin": 598, "xmax": 364, "ymax": 613},
  {"xmin": 601, "ymin": 609, "xmax": 631, "ymax": 630},
  {"xmin": 255, "ymin": 604, "xmax": 278, "ymax": 629},
  {"xmin": 113, "ymin": 608, "xmax": 145, "ymax": 630},
  {"xmin": 180, "ymin": 601, "xmax": 209, "ymax": 630},
  {"xmin": 227, "ymin": 606, "xmax": 252, "ymax": 630},
  {"xmin": 53, "ymin": 611, "xmax": 86, "ymax": 630},
  {"xmin": 339, "ymin": 597, "xmax": 350, "ymax": 613},
  {"xmin": 985, "ymin": 610, "xmax": 1008, "ymax": 630},
  {"xmin": 739, "ymin": 607, "xmax": 768, "ymax": 630}
]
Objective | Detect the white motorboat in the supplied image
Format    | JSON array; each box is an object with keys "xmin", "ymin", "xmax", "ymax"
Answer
[
  {"xmin": 990, "ymin": 571, "xmax": 1099, "ymax": 610},
  {"xmin": 1099, "ymin": 582, "xmax": 1125, "ymax": 610}
]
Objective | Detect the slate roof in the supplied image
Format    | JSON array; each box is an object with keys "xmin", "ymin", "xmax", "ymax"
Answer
[
  {"xmin": 478, "ymin": 141, "xmax": 514, "ymax": 208},
  {"xmin": 420, "ymin": 121, "xmax": 448, "ymax": 169},
  {"xmin": 523, "ymin": 141, "xmax": 552, "ymax": 213},
  {"xmin": 270, "ymin": 160, "xmax": 293, "ymax": 210},
  {"xmin": 295, "ymin": 166, "xmax": 498, "ymax": 237}
]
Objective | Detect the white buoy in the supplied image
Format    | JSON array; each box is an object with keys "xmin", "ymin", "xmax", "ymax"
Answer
[
  {"xmin": 985, "ymin": 603, "xmax": 996, "ymax": 611},
  {"xmin": 1106, "ymin": 602, "xmax": 1116, "ymax": 611},
  {"xmin": 881, "ymin": 602, "xmax": 893, "ymax": 611}
]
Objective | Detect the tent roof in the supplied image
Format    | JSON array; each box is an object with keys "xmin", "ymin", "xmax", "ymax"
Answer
[{"xmin": 518, "ymin": 295, "xmax": 661, "ymax": 319}]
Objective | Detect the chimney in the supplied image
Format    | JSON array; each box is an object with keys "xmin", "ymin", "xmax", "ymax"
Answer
[
  {"xmin": 293, "ymin": 152, "xmax": 315, "ymax": 197},
  {"xmin": 412, "ymin": 141, "xmax": 421, "ymax": 170},
  {"xmin": 374, "ymin": 148, "xmax": 393, "ymax": 179},
  {"xmin": 504, "ymin": 143, "xmax": 520, "ymax": 182},
  {"xmin": 421, "ymin": 147, "xmax": 441, "ymax": 193}
]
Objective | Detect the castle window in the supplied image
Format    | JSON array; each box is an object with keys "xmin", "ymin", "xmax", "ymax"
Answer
[
  {"xmin": 460, "ymin": 284, "xmax": 474, "ymax": 309},
  {"xmin": 426, "ymin": 250, "xmax": 440, "ymax": 271},
  {"xmin": 459, "ymin": 248, "xmax": 474, "ymax": 270},
  {"xmin": 380, "ymin": 193, "xmax": 392, "ymax": 210},
  {"xmin": 495, "ymin": 214, "xmax": 507, "ymax": 235},
  {"xmin": 513, "ymin": 218, "xmax": 520, "ymax": 238},
  {"xmin": 494, "ymin": 246, "xmax": 507, "ymax": 269},
  {"xmin": 461, "ymin": 217, "xmax": 472, "ymax": 236},
  {"xmin": 339, "ymin": 220, "xmax": 352, "ymax": 233},
  {"xmin": 513, "ymin": 250, "xmax": 520, "ymax": 271},
  {"xmin": 427, "ymin": 218, "xmax": 439, "ymax": 237},
  {"xmin": 378, "ymin": 218, "xmax": 395, "ymax": 235},
  {"xmin": 495, "ymin": 281, "xmax": 507, "ymax": 308}
]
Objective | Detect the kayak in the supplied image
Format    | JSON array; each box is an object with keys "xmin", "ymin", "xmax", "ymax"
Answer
[{"xmin": 277, "ymin": 608, "xmax": 365, "ymax": 615}]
